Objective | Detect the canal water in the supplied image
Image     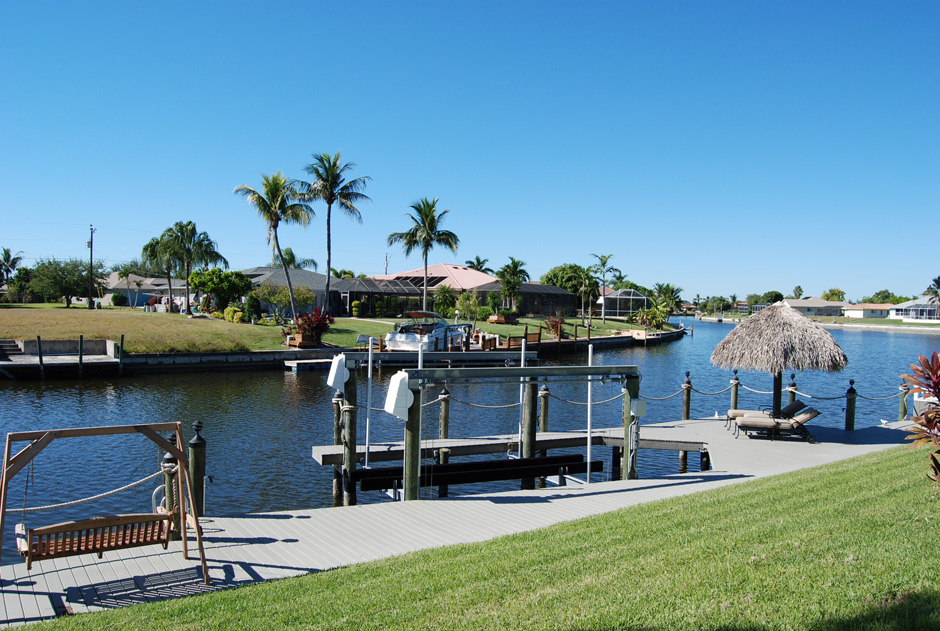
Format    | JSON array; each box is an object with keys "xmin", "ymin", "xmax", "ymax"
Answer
[{"xmin": 0, "ymin": 319, "xmax": 937, "ymax": 560}]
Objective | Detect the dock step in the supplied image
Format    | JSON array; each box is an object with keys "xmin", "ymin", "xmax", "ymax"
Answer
[{"xmin": 0, "ymin": 340, "xmax": 23, "ymax": 357}]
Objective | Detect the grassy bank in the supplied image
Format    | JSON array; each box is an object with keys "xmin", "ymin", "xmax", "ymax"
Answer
[
  {"xmin": 35, "ymin": 446, "xmax": 940, "ymax": 630},
  {"xmin": 0, "ymin": 306, "xmax": 654, "ymax": 353}
]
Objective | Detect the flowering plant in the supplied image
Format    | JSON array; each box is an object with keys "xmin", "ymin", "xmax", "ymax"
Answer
[
  {"xmin": 901, "ymin": 351, "xmax": 940, "ymax": 485},
  {"xmin": 283, "ymin": 308, "xmax": 335, "ymax": 346}
]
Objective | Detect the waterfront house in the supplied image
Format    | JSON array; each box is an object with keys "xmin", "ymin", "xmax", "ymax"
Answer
[
  {"xmin": 596, "ymin": 288, "xmax": 651, "ymax": 317},
  {"xmin": 889, "ymin": 298, "xmax": 939, "ymax": 322},
  {"xmin": 783, "ymin": 297, "xmax": 847, "ymax": 317},
  {"xmin": 473, "ymin": 280, "xmax": 578, "ymax": 316},
  {"xmin": 843, "ymin": 303, "xmax": 893, "ymax": 319},
  {"xmin": 101, "ymin": 272, "xmax": 183, "ymax": 308},
  {"xmin": 371, "ymin": 263, "xmax": 498, "ymax": 294}
]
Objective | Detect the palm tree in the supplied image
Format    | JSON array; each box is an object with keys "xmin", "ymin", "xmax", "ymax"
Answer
[
  {"xmin": 465, "ymin": 256, "xmax": 494, "ymax": 275},
  {"xmin": 925, "ymin": 277, "xmax": 940, "ymax": 305},
  {"xmin": 330, "ymin": 268, "xmax": 357, "ymax": 279},
  {"xmin": 654, "ymin": 282, "xmax": 684, "ymax": 315},
  {"xmin": 1, "ymin": 248, "xmax": 24, "ymax": 285},
  {"xmin": 117, "ymin": 264, "xmax": 133, "ymax": 307},
  {"xmin": 166, "ymin": 221, "xmax": 229, "ymax": 314},
  {"xmin": 387, "ymin": 197, "xmax": 459, "ymax": 311},
  {"xmin": 295, "ymin": 152, "xmax": 371, "ymax": 314},
  {"xmin": 590, "ymin": 253, "xmax": 620, "ymax": 323},
  {"xmin": 610, "ymin": 269, "xmax": 627, "ymax": 287},
  {"xmin": 142, "ymin": 231, "xmax": 179, "ymax": 312},
  {"xmin": 497, "ymin": 257, "xmax": 530, "ymax": 313},
  {"xmin": 570, "ymin": 265, "xmax": 599, "ymax": 326},
  {"xmin": 234, "ymin": 172, "xmax": 312, "ymax": 323},
  {"xmin": 273, "ymin": 247, "xmax": 317, "ymax": 270}
]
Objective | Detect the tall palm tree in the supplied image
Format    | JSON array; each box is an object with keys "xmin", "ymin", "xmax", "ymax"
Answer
[
  {"xmin": 465, "ymin": 256, "xmax": 494, "ymax": 275},
  {"xmin": 234, "ymin": 172, "xmax": 312, "ymax": 323},
  {"xmin": 142, "ymin": 231, "xmax": 179, "ymax": 312},
  {"xmin": 295, "ymin": 152, "xmax": 371, "ymax": 314},
  {"xmin": 569, "ymin": 265, "xmax": 598, "ymax": 326},
  {"xmin": 1, "ymin": 248, "xmax": 24, "ymax": 285},
  {"xmin": 653, "ymin": 282, "xmax": 684, "ymax": 315},
  {"xmin": 387, "ymin": 197, "xmax": 459, "ymax": 311},
  {"xmin": 590, "ymin": 253, "xmax": 620, "ymax": 323},
  {"xmin": 272, "ymin": 247, "xmax": 317, "ymax": 270},
  {"xmin": 497, "ymin": 257, "xmax": 530, "ymax": 313},
  {"xmin": 925, "ymin": 277, "xmax": 940, "ymax": 305},
  {"xmin": 166, "ymin": 221, "xmax": 229, "ymax": 314}
]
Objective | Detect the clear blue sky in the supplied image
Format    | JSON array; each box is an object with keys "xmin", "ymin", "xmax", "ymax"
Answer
[{"xmin": 2, "ymin": 1, "xmax": 937, "ymax": 302}]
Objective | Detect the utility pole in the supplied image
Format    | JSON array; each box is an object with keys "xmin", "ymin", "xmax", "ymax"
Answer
[
  {"xmin": 87, "ymin": 225, "xmax": 96, "ymax": 309},
  {"xmin": 384, "ymin": 253, "xmax": 389, "ymax": 275}
]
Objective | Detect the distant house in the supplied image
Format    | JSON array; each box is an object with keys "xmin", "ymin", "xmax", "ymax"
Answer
[
  {"xmin": 596, "ymin": 288, "xmax": 650, "ymax": 317},
  {"xmin": 371, "ymin": 263, "xmax": 498, "ymax": 293},
  {"xmin": 101, "ymin": 271, "xmax": 182, "ymax": 308},
  {"xmin": 474, "ymin": 281, "xmax": 577, "ymax": 316},
  {"xmin": 843, "ymin": 303, "xmax": 893, "ymax": 319},
  {"xmin": 783, "ymin": 297, "xmax": 847, "ymax": 317},
  {"xmin": 889, "ymin": 298, "xmax": 939, "ymax": 322}
]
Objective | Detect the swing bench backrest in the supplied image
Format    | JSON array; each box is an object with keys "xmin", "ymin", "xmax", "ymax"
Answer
[{"xmin": 15, "ymin": 512, "xmax": 172, "ymax": 570}]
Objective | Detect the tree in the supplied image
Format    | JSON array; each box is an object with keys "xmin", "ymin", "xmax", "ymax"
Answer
[
  {"xmin": 165, "ymin": 221, "xmax": 229, "ymax": 314},
  {"xmin": 455, "ymin": 291, "xmax": 480, "ymax": 321},
  {"xmin": 761, "ymin": 290, "xmax": 784, "ymax": 304},
  {"xmin": 822, "ymin": 287, "xmax": 846, "ymax": 302},
  {"xmin": 142, "ymin": 231, "xmax": 180, "ymax": 312},
  {"xmin": 273, "ymin": 247, "xmax": 317, "ymax": 270},
  {"xmin": 252, "ymin": 281, "xmax": 317, "ymax": 324},
  {"xmin": 30, "ymin": 258, "xmax": 105, "ymax": 307},
  {"xmin": 541, "ymin": 263, "xmax": 590, "ymax": 294},
  {"xmin": 729, "ymin": 294, "xmax": 738, "ymax": 312},
  {"xmin": 433, "ymin": 284, "xmax": 456, "ymax": 315},
  {"xmin": 570, "ymin": 265, "xmax": 599, "ymax": 325},
  {"xmin": 465, "ymin": 256, "xmax": 494, "ymax": 274},
  {"xmin": 590, "ymin": 253, "xmax": 619, "ymax": 323},
  {"xmin": 296, "ymin": 152, "xmax": 371, "ymax": 315},
  {"xmin": 387, "ymin": 197, "xmax": 459, "ymax": 311},
  {"xmin": 330, "ymin": 268, "xmax": 357, "ymax": 279},
  {"xmin": 924, "ymin": 277, "xmax": 940, "ymax": 305},
  {"xmin": 862, "ymin": 289, "xmax": 909, "ymax": 305},
  {"xmin": 654, "ymin": 283, "xmax": 683, "ymax": 315},
  {"xmin": 234, "ymin": 171, "xmax": 312, "ymax": 323},
  {"xmin": 9, "ymin": 267, "xmax": 34, "ymax": 303},
  {"xmin": 1, "ymin": 248, "xmax": 24, "ymax": 285},
  {"xmin": 793, "ymin": 285, "xmax": 804, "ymax": 299},
  {"xmin": 497, "ymin": 257, "xmax": 530, "ymax": 313},
  {"xmin": 188, "ymin": 268, "xmax": 251, "ymax": 311},
  {"xmin": 117, "ymin": 264, "xmax": 134, "ymax": 307}
]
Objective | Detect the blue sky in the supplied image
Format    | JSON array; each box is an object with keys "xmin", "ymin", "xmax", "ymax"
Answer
[{"xmin": 2, "ymin": 1, "xmax": 937, "ymax": 302}]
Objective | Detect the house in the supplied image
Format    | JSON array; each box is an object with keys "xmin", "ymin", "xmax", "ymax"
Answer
[
  {"xmin": 596, "ymin": 288, "xmax": 651, "ymax": 317},
  {"xmin": 371, "ymin": 263, "xmax": 498, "ymax": 293},
  {"xmin": 889, "ymin": 298, "xmax": 939, "ymax": 322},
  {"xmin": 101, "ymin": 271, "xmax": 183, "ymax": 308},
  {"xmin": 473, "ymin": 281, "xmax": 578, "ymax": 316},
  {"xmin": 783, "ymin": 297, "xmax": 847, "ymax": 317},
  {"xmin": 843, "ymin": 303, "xmax": 893, "ymax": 319}
]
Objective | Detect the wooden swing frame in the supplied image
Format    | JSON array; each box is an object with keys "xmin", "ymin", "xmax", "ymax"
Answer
[{"xmin": 0, "ymin": 422, "xmax": 210, "ymax": 585}]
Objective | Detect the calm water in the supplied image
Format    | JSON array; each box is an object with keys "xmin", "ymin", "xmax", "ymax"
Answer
[{"xmin": 1, "ymin": 319, "xmax": 937, "ymax": 559}]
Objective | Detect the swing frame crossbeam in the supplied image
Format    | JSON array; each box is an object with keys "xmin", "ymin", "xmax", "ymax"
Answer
[{"xmin": 0, "ymin": 422, "xmax": 210, "ymax": 585}]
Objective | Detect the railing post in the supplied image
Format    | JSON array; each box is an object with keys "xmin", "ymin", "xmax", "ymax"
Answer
[
  {"xmin": 521, "ymin": 378, "xmax": 537, "ymax": 490},
  {"xmin": 36, "ymin": 335, "xmax": 44, "ymax": 380},
  {"xmin": 537, "ymin": 384, "xmax": 550, "ymax": 488},
  {"xmin": 342, "ymin": 371, "xmax": 358, "ymax": 506},
  {"xmin": 162, "ymin": 445, "xmax": 181, "ymax": 540},
  {"xmin": 787, "ymin": 374, "xmax": 797, "ymax": 407},
  {"xmin": 899, "ymin": 384, "xmax": 909, "ymax": 421},
  {"xmin": 188, "ymin": 420, "xmax": 206, "ymax": 518},
  {"xmin": 845, "ymin": 379, "xmax": 857, "ymax": 431},
  {"xmin": 730, "ymin": 370, "xmax": 740, "ymax": 412},
  {"xmin": 118, "ymin": 334, "xmax": 124, "ymax": 377},
  {"xmin": 78, "ymin": 334, "xmax": 84, "ymax": 378},
  {"xmin": 438, "ymin": 387, "xmax": 450, "ymax": 498},
  {"xmin": 404, "ymin": 383, "xmax": 422, "ymax": 501},
  {"xmin": 331, "ymin": 389, "xmax": 343, "ymax": 507},
  {"xmin": 681, "ymin": 371, "xmax": 692, "ymax": 420}
]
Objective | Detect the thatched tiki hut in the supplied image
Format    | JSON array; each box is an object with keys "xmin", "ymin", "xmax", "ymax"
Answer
[{"xmin": 710, "ymin": 302, "xmax": 847, "ymax": 416}]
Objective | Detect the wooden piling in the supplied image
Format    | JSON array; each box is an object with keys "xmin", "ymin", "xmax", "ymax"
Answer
[
  {"xmin": 118, "ymin": 334, "xmax": 124, "ymax": 377},
  {"xmin": 78, "ymin": 335, "xmax": 84, "ymax": 378},
  {"xmin": 404, "ymin": 384, "xmax": 421, "ymax": 501},
  {"xmin": 332, "ymin": 390, "xmax": 343, "ymax": 507},
  {"xmin": 537, "ymin": 384, "xmax": 549, "ymax": 488},
  {"xmin": 162, "ymin": 449, "xmax": 181, "ymax": 541},
  {"xmin": 438, "ymin": 387, "xmax": 450, "ymax": 498},
  {"xmin": 622, "ymin": 377, "xmax": 641, "ymax": 480},
  {"xmin": 36, "ymin": 336, "xmax": 44, "ymax": 380},
  {"xmin": 521, "ymin": 378, "xmax": 537, "ymax": 490},
  {"xmin": 845, "ymin": 379, "xmax": 857, "ymax": 431},
  {"xmin": 188, "ymin": 421, "xmax": 206, "ymax": 517},
  {"xmin": 343, "ymin": 373, "xmax": 358, "ymax": 506},
  {"xmin": 679, "ymin": 450, "xmax": 688, "ymax": 474},
  {"xmin": 899, "ymin": 385, "xmax": 909, "ymax": 421},
  {"xmin": 681, "ymin": 372, "xmax": 691, "ymax": 421},
  {"xmin": 787, "ymin": 374, "xmax": 797, "ymax": 407},
  {"xmin": 700, "ymin": 448, "xmax": 711, "ymax": 471}
]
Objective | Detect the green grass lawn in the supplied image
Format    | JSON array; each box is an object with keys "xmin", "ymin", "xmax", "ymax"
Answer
[{"xmin": 33, "ymin": 446, "xmax": 940, "ymax": 630}]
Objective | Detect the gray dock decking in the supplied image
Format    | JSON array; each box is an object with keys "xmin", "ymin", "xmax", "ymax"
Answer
[{"xmin": 0, "ymin": 418, "xmax": 911, "ymax": 627}]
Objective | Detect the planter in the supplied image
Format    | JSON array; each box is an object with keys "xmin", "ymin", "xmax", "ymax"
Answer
[
  {"xmin": 289, "ymin": 333, "xmax": 322, "ymax": 348},
  {"xmin": 487, "ymin": 315, "xmax": 517, "ymax": 324}
]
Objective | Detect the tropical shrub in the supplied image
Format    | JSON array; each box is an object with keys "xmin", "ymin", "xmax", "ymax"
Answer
[
  {"xmin": 351, "ymin": 300, "xmax": 361, "ymax": 317},
  {"xmin": 148, "ymin": 296, "xmax": 162, "ymax": 306},
  {"xmin": 901, "ymin": 351, "xmax": 940, "ymax": 485},
  {"xmin": 434, "ymin": 284, "xmax": 456, "ymax": 314},
  {"xmin": 233, "ymin": 311, "xmax": 244, "ymax": 324},
  {"xmin": 455, "ymin": 291, "xmax": 480, "ymax": 321},
  {"xmin": 189, "ymin": 269, "xmax": 252, "ymax": 311},
  {"xmin": 477, "ymin": 306, "xmax": 493, "ymax": 321},
  {"xmin": 486, "ymin": 292, "xmax": 501, "ymax": 312},
  {"xmin": 287, "ymin": 308, "xmax": 335, "ymax": 346},
  {"xmin": 223, "ymin": 305, "xmax": 243, "ymax": 322},
  {"xmin": 111, "ymin": 293, "xmax": 128, "ymax": 307},
  {"xmin": 210, "ymin": 311, "xmax": 224, "ymax": 320},
  {"xmin": 545, "ymin": 314, "xmax": 565, "ymax": 339},
  {"xmin": 498, "ymin": 309, "xmax": 513, "ymax": 317}
]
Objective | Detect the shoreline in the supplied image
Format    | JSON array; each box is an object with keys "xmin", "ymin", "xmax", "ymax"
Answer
[{"xmin": 695, "ymin": 316, "xmax": 940, "ymax": 335}]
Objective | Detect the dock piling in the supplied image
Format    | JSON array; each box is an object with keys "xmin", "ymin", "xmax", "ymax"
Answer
[
  {"xmin": 681, "ymin": 372, "xmax": 691, "ymax": 420},
  {"xmin": 188, "ymin": 421, "xmax": 206, "ymax": 517},
  {"xmin": 438, "ymin": 387, "xmax": 450, "ymax": 497},
  {"xmin": 899, "ymin": 384, "xmax": 909, "ymax": 421},
  {"xmin": 404, "ymin": 383, "xmax": 421, "ymax": 501},
  {"xmin": 520, "ymin": 378, "xmax": 537, "ymax": 490},
  {"xmin": 787, "ymin": 374, "xmax": 797, "ymax": 407},
  {"xmin": 845, "ymin": 379, "xmax": 857, "ymax": 431},
  {"xmin": 343, "ymin": 373, "xmax": 358, "ymax": 506},
  {"xmin": 332, "ymin": 390, "xmax": 343, "ymax": 507},
  {"xmin": 730, "ymin": 370, "xmax": 739, "ymax": 413},
  {"xmin": 78, "ymin": 335, "xmax": 84, "ymax": 378}
]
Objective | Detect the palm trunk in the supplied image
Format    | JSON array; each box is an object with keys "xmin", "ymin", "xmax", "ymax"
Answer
[
  {"xmin": 184, "ymin": 263, "xmax": 192, "ymax": 314},
  {"xmin": 422, "ymin": 250, "xmax": 429, "ymax": 311},
  {"xmin": 324, "ymin": 203, "xmax": 332, "ymax": 314},
  {"xmin": 273, "ymin": 232, "xmax": 298, "ymax": 323},
  {"xmin": 165, "ymin": 268, "xmax": 173, "ymax": 313}
]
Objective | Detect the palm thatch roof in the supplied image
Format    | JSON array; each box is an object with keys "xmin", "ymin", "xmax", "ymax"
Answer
[{"xmin": 711, "ymin": 302, "xmax": 847, "ymax": 373}]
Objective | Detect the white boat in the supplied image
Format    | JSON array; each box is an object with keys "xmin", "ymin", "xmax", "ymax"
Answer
[
  {"xmin": 912, "ymin": 391, "xmax": 939, "ymax": 417},
  {"xmin": 385, "ymin": 311, "xmax": 471, "ymax": 352}
]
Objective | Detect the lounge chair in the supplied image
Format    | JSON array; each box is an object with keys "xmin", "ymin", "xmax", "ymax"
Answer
[
  {"xmin": 733, "ymin": 407, "xmax": 820, "ymax": 443},
  {"xmin": 725, "ymin": 400, "xmax": 806, "ymax": 428}
]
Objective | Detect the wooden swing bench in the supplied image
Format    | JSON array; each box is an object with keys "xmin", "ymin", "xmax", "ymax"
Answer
[
  {"xmin": 1, "ymin": 423, "xmax": 210, "ymax": 585},
  {"xmin": 16, "ymin": 512, "xmax": 172, "ymax": 570}
]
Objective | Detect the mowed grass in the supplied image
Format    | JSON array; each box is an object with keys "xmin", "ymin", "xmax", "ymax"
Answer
[{"xmin": 34, "ymin": 446, "xmax": 940, "ymax": 630}]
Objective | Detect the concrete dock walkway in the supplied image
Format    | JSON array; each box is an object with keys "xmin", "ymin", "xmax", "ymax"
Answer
[{"xmin": 0, "ymin": 418, "xmax": 911, "ymax": 626}]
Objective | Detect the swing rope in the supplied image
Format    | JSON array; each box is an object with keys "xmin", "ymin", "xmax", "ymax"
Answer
[{"xmin": 12, "ymin": 467, "xmax": 175, "ymax": 514}]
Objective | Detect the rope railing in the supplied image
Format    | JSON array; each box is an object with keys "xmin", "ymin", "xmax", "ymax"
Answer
[
  {"xmin": 857, "ymin": 391, "xmax": 905, "ymax": 402},
  {"xmin": 639, "ymin": 390, "xmax": 686, "ymax": 401},
  {"xmin": 547, "ymin": 392, "xmax": 625, "ymax": 407},
  {"xmin": 739, "ymin": 384, "xmax": 776, "ymax": 395},
  {"xmin": 690, "ymin": 385, "xmax": 733, "ymax": 396},
  {"xmin": 790, "ymin": 390, "xmax": 847, "ymax": 401},
  {"xmin": 14, "ymin": 467, "xmax": 173, "ymax": 514},
  {"xmin": 449, "ymin": 397, "xmax": 521, "ymax": 410}
]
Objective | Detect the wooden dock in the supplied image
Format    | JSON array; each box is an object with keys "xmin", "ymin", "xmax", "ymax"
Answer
[{"xmin": 0, "ymin": 418, "xmax": 911, "ymax": 627}]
